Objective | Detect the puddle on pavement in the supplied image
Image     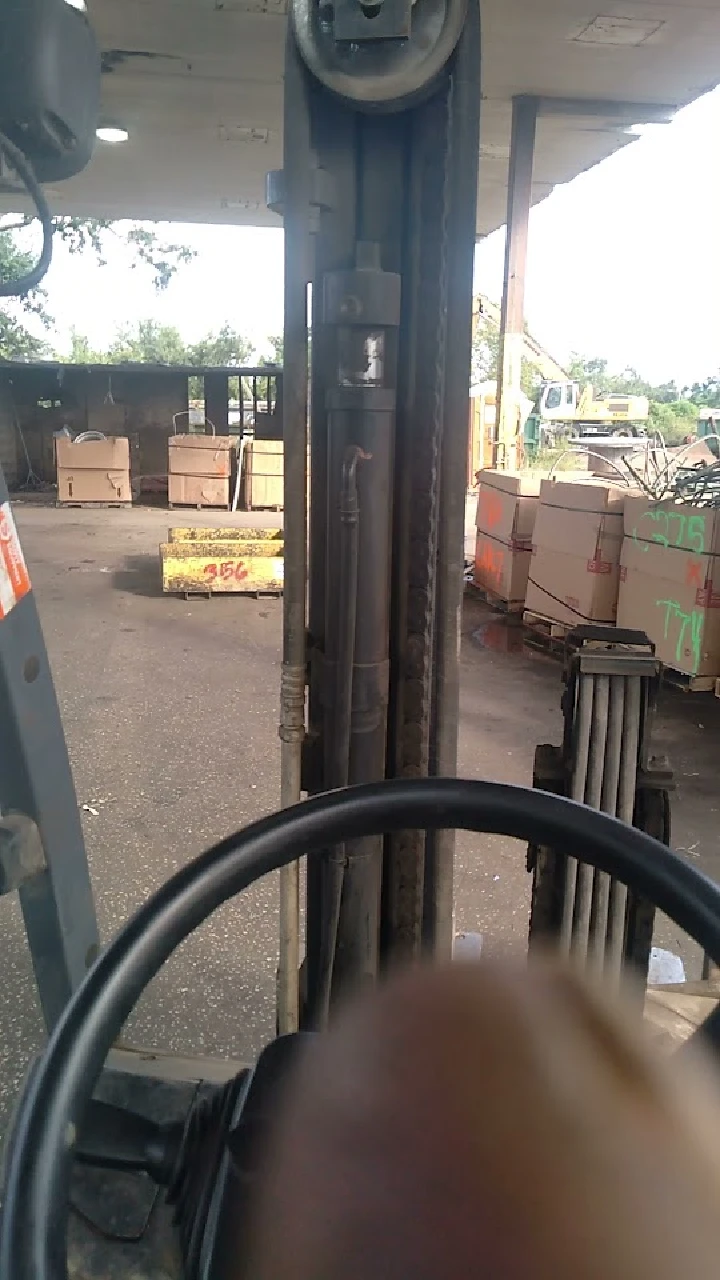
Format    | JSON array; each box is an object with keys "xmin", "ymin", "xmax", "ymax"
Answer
[{"xmin": 470, "ymin": 613, "xmax": 524, "ymax": 654}]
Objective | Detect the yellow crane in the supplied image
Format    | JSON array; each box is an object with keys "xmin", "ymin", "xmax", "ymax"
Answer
[{"xmin": 537, "ymin": 381, "xmax": 649, "ymax": 435}]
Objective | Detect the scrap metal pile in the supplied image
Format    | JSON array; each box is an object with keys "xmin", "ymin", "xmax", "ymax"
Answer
[
  {"xmin": 622, "ymin": 435, "xmax": 720, "ymax": 506},
  {"xmin": 547, "ymin": 435, "xmax": 720, "ymax": 507}
]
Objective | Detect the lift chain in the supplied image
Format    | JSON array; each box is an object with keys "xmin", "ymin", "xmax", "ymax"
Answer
[{"xmin": 385, "ymin": 73, "xmax": 455, "ymax": 957}]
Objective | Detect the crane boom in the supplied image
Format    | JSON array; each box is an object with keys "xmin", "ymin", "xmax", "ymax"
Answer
[{"xmin": 475, "ymin": 293, "xmax": 569, "ymax": 384}]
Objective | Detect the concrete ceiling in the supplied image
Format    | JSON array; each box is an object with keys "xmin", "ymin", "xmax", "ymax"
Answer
[{"xmin": 40, "ymin": 1, "xmax": 720, "ymax": 235}]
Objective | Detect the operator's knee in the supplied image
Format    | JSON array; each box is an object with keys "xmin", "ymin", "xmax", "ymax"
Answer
[{"xmin": 251, "ymin": 960, "xmax": 720, "ymax": 1280}]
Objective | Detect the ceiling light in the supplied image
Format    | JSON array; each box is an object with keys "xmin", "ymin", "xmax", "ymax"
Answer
[
  {"xmin": 96, "ymin": 125, "xmax": 129, "ymax": 144},
  {"xmin": 65, "ymin": 1, "xmax": 87, "ymax": 9}
]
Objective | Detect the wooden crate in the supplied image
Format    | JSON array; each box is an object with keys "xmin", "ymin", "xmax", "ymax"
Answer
[
  {"xmin": 244, "ymin": 440, "xmax": 283, "ymax": 510},
  {"xmin": 160, "ymin": 527, "xmax": 284, "ymax": 596},
  {"xmin": 168, "ymin": 474, "xmax": 230, "ymax": 509}
]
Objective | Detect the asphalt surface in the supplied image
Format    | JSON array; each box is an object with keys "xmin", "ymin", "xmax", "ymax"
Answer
[{"xmin": 0, "ymin": 501, "xmax": 718, "ymax": 1139}]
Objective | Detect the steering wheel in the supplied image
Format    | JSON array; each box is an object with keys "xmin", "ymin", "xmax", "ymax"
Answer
[{"xmin": 4, "ymin": 777, "xmax": 720, "ymax": 1280}]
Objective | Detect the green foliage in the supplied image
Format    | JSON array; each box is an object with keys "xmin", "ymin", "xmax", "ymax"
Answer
[
  {"xmin": 0, "ymin": 313, "xmax": 50, "ymax": 361},
  {"xmin": 105, "ymin": 320, "xmax": 188, "ymax": 365},
  {"xmin": 186, "ymin": 325, "xmax": 255, "ymax": 368},
  {"xmin": 0, "ymin": 230, "xmax": 54, "ymax": 359},
  {"xmin": 471, "ymin": 310, "xmax": 543, "ymax": 397},
  {"xmin": 471, "ymin": 313, "xmax": 500, "ymax": 384},
  {"xmin": 0, "ymin": 217, "xmax": 196, "ymax": 362},
  {"xmin": 67, "ymin": 321, "xmax": 263, "ymax": 409},
  {"xmin": 569, "ymin": 352, "xmax": 704, "ymax": 446},
  {"xmin": 648, "ymin": 398, "xmax": 698, "ymax": 445},
  {"xmin": 261, "ymin": 334, "xmax": 284, "ymax": 365},
  {"xmin": 68, "ymin": 328, "xmax": 104, "ymax": 364},
  {"xmin": 686, "ymin": 373, "xmax": 720, "ymax": 409}
]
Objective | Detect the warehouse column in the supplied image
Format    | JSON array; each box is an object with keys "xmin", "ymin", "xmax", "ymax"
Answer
[{"xmin": 495, "ymin": 95, "xmax": 537, "ymax": 467}]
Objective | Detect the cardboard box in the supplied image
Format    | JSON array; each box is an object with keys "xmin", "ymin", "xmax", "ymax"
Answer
[
  {"xmin": 618, "ymin": 497, "xmax": 720, "ymax": 677},
  {"xmin": 56, "ymin": 436, "xmax": 131, "ymax": 504},
  {"xmin": 244, "ymin": 440, "xmax": 284, "ymax": 510},
  {"xmin": 474, "ymin": 531, "xmax": 531, "ymax": 608},
  {"xmin": 524, "ymin": 478, "xmax": 625, "ymax": 626},
  {"xmin": 475, "ymin": 470, "xmax": 541, "ymax": 544},
  {"xmin": 56, "ymin": 437, "xmax": 130, "ymax": 472},
  {"xmin": 168, "ymin": 474, "xmax": 230, "ymax": 508},
  {"xmin": 57, "ymin": 470, "xmax": 131, "ymax": 504},
  {"xmin": 168, "ymin": 434, "xmax": 234, "ymax": 478}
]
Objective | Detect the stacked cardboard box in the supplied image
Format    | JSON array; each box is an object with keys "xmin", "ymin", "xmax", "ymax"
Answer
[
  {"xmin": 56, "ymin": 437, "xmax": 131, "ymax": 505},
  {"xmin": 168, "ymin": 434, "xmax": 234, "ymax": 509},
  {"xmin": 524, "ymin": 478, "xmax": 625, "ymax": 626},
  {"xmin": 243, "ymin": 440, "xmax": 284, "ymax": 510},
  {"xmin": 618, "ymin": 496, "xmax": 720, "ymax": 678},
  {"xmin": 473, "ymin": 470, "xmax": 540, "ymax": 608}
]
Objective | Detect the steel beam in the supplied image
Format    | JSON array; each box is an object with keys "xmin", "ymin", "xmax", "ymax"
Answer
[
  {"xmin": 495, "ymin": 95, "xmax": 538, "ymax": 468},
  {"xmin": 276, "ymin": 31, "xmax": 312, "ymax": 1036}
]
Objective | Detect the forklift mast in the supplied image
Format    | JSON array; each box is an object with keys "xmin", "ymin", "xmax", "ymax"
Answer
[
  {"xmin": 272, "ymin": 0, "xmax": 481, "ymax": 1031},
  {"xmin": 0, "ymin": 10, "xmax": 693, "ymax": 1280}
]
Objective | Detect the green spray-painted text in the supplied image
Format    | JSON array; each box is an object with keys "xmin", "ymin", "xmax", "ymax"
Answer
[
  {"xmin": 656, "ymin": 598, "xmax": 704, "ymax": 673},
  {"xmin": 634, "ymin": 509, "xmax": 706, "ymax": 555}
]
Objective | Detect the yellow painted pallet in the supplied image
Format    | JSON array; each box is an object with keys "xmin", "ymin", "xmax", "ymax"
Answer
[
  {"xmin": 160, "ymin": 527, "xmax": 284, "ymax": 597},
  {"xmin": 168, "ymin": 527, "xmax": 282, "ymax": 544}
]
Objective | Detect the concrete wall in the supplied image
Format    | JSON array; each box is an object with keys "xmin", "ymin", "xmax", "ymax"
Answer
[
  {"xmin": 0, "ymin": 365, "xmax": 283, "ymax": 491},
  {"xmin": 0, "ymin": 366, "xmax": 189, "ymax": 491}
]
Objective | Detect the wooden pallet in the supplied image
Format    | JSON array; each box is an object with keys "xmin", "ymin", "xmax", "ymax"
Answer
[
  {"xmin": 465, "ymin": 581, "xmax": 524, "ymax": 614},
  {"xmin": 180, "ymin": 588, "xmax": 282, "ymax": 601},
  {"xmin": 168, "ymin": 502, "xmax": 230, "ymax": 512},
  {"xmin": 56, "ymin": 501, "xmax": 132, "ymax": 510},
  {"xmin": 522, "ymin": 609, "xmax": 573, "ymax": 657},
  {"xmin": 661, "ymin": 668, "xmax": 720, "ymax": 696}
]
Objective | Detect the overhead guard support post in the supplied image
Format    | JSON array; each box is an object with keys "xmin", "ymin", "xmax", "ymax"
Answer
[{"xmin": 495, "ymin": 94, "xmax": 538, "ymax": 468}]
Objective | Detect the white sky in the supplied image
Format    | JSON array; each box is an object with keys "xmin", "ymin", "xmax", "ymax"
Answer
[{"xmin": 28, "ymin": 82, "xmax": 720, "ymax": 387}]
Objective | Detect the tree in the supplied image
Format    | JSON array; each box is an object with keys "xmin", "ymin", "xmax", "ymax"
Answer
[
  {"xmin": 648, "ymin": 399, "xmax": 697, "ymax": 444},
  {"xmin": 568, "ymin": 354, "xmax": 656, "ymax": 399},
  {"xmin": 187, "ymin": 325, "xmax": 255, "ymax": 368},
  {"xmin": 0, "ymin": 216, "xmax": 195, "ymax": 362},
  {"xmin": 260, "ymin": 334, "xmax": 283, "ymax": 365},
  {"xmin": 106, "ymin": 320, "xmax": 188, "ymax": 365},
  {"xmin": 471, "ymin": 310, "xmax": 543, "ymax": 397},
  {"xmin": 471, "ymin": 312, "xmax": 500, "ymax": 385},
  {"xmin": 184, "ymin": 326, "xmax": 257, "ymax": 401},
  {"xmin": 687, "ymin": 373, "xmax": 720, "ymax": 409},
  {"xmin": 68, "ymin": 328, "xmax": 104, "ymax": 365},
  {"xmin": 0, "ymin": 232, "xmax": 53, "ymax": 360}
]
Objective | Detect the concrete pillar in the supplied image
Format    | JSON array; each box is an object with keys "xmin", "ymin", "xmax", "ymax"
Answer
[{"xmin": 495, "ymin": 96, "xmax": 538, "ymax": 468}]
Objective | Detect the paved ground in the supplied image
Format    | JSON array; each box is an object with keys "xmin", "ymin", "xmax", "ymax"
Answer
[{"xmin": 0, "ymin": 502, "xmax": 718, "ymax": 1138}]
